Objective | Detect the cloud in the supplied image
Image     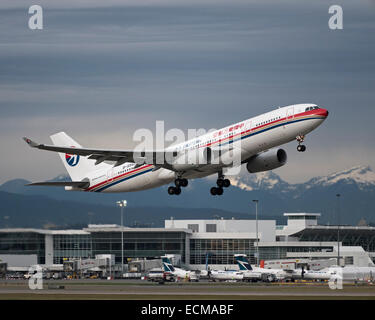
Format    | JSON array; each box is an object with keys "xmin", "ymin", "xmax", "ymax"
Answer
[{"xmin": 0, "ymin": 1, "xmax": 374, "ymax": 183}]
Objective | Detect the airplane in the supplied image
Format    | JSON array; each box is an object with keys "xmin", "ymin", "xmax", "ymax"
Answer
[
  {"xmin": 161, "ymin": 256, "xmax": 199, "ymax": 281},
  {"xmin": 303, "ymin": 266, "xmax": 375, "ymax": 283},
  {"xmin": 23, "ymin": 103, "xmax": 328, "ymax": 196},
  {"xmin": 235, "ymin": 254, "xmax": 287, "ymax": 281},
  {"xmin": 204, "ymin": 253, "xmax": 258, "ymax": 282},
  {"xmin": 302, "ymin": 269, "xmax": 331, "ymax": 281},
  {"xmin": 209, "ymin": 269, "xmax": 244, "ymax": 282},
  {"xmin": 328, "ymin": 266, "xmax": 375, "ymax": 283}
]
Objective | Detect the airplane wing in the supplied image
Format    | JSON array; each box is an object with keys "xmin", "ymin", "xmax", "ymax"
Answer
[
  {"xmin": 26, "ymin": 181, "xmax": 90, "ymax": 188},
  {"xmin": 282, "ymin": 269, "xmax": 294, "ymax": 273},
  {"xmin": 23, "ymin": 137, "xmax": 175, "ymax": 167}
]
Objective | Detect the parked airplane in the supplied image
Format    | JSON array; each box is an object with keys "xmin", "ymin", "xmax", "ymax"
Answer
[
  {"xmin": 235, "ymin": 254, "xmax": 287, "ymax": 281},
  {"xmin": 161, "ymin": 256, "xmax": 199, "ymax": 281},
  {"xmin": 205, "ymin": 254, "xmax": 260, "ymax": 282},
  {"xmin": 23, "ymin": 103, "xmax": 328, "ymax": 196},
  {"xmin": 303, "ymin": 266, "xmax": 375, "ymax": 282},
  {"xmin": 328, "ymin": 266, "xmax": 375, "ymax": 283},
  {"xmin": 209, "ymin": 269, "xmax": 244, "ymax": 282},
  {"xmin": 302, "ymin": 269, "xmax": 331, "ymax": 281}
]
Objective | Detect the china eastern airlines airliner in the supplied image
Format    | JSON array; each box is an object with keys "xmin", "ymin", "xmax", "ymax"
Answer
[{"xmin": 24, "ymin": 103, "xmax": 328, "ymax": 196}]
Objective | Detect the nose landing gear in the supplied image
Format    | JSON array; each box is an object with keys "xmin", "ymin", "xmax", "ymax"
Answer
[{"xmin": 296, "ymin": 135, "xmax": 306, "ymax": 152}]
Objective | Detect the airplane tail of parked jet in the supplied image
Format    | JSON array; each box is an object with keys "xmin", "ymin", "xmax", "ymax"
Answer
[
  {"xmin": 235, "ymin": 254, "xmax": 253, "ymax": 271},
  {"xmin": 161, "ymin": 256, "xmax": 175, "ymax": 273},
  {"xmin": 50, "ymin": 132, "xmax": 111, "ymax": 181}
]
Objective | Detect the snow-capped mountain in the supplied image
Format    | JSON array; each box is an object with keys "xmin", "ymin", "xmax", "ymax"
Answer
[
  {"xmin": 231, "ymin": 165, "xmax": 375, "ymax": 193},
  {"xmin": 1, "ymin": 165, "xmax": 375, "ymax": 225},
  {"xmin": 229, "ymin": 170, "xmax": 292, "ymax": 192},
  {"xmin": 304, "ymin": 166, "xmax": 375, "ymax": 190}
]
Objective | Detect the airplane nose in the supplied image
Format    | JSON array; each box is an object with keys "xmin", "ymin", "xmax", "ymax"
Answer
[{"xmin": 316, "ymin": 108, "xmax": 329, "ymax": 118}]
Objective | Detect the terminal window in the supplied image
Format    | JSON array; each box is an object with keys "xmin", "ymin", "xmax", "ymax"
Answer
[
  {"xmin": 206, "ymin": 224, "xmax": 217, "ymax": 232},
  {"xmin": 188, "ymin": 224, "xmax": 199, "ymax": 233},
  {"xmin": 288, "ymin": 216, "xmax": 317, "ymax": 220}
]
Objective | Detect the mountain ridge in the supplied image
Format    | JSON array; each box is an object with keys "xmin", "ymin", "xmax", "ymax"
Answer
[{"xmin": 1, "ymin": 165, "xmax": 375, "ymax": 226}]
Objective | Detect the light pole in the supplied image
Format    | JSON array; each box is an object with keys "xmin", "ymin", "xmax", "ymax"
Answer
[
  {"xmin": 116, "ymin": 200, "xmax": 127, "ymax": 277},
  {"xmin": 252, "ymin": 200, "xmax": 259, "ymax": 267},
  {"xmin": 336, "ymin": 194, "xmax": 341, "ymax": 266}
]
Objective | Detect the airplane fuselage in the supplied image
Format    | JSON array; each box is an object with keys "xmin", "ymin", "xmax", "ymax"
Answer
[
  {"xmin": 43, "ymin": 104, "xmax": 328, "ymax": 192},
  {"xmin": 80, "ymin": 103, "xmax": 327, "ymax": 193}
]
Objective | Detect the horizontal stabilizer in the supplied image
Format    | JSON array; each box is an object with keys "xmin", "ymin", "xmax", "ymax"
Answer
[
  {"xmin": 26, "ymin": 181, "xmax": 90, "ymax": 188},
  {"xmin": 23, "ymin": 137, "xmax": 39, "ymax": 148}
]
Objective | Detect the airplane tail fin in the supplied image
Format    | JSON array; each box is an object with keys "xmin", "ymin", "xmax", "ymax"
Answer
[
  {"xmin": 50, "ymin": 132, "xmax": 110, "ymax": 181},
  {"xmin": 161, "ymin": 256, "xmax": 175, "ymax": 272},
  {"xmin": 234, "ymin": 254, "xmax": 253, "ymax": 271}
]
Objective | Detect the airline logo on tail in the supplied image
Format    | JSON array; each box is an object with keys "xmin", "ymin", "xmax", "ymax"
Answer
[
  {"xmin": 235, "ymin": 254, "xmax": 252, "ymax": 271},
  {"xmin": 65, "ymin": 153, "xmax": 80, "ymax": 166},
  {"xmin": 65, "ymin": 146, "xmax": 80, "ymax": 167},
  {"xmin": 162, "ymin": 257, "xmax": 175, "ymax": 272}
]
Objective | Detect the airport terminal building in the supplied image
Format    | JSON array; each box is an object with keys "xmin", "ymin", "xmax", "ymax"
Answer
[{"xmin": 0, "ymin": 213, "xmax": 374, "ymax": 272}]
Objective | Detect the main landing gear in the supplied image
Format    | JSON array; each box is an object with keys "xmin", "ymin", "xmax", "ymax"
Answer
[
  {"xmin": 210, "ymin": 173, "xmax": 231, "ymax": 196},
  {"xmin": 167, "ymin": 177, "xmax": 188, "ymax": 195},
  {"xmin": 296, "ymin": 135, "xmax": 306, "ymax": 152}
]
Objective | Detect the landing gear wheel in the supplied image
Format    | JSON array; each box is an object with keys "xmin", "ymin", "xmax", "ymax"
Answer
[
  {"xmin": 210, "ymin": 187, "xmax": 223, "ymax": 196},
  {"xmin": 296, "ymin": 135, "xmax": 306, "ymax": 152},
  {"xmin": 223, "ymin": 179, "xmax": 231, "ymax": 188},
  {"xmin": 216, "ymin": 179, "xmax": 224, "ymax": 188},
  {"xmin": 213, "ymin": 172, "xmax": 226, "ymax": 195},
  {"xmin": 181, "ymin": 178, "xmax": 188, "ymax": 187},
  {"xmin": 297, "ymin": 145, "xmax": 306, "ymax": 152},
  {"xmin": 168, "ymin": 186, "xmax": 175, "ymax": 195},
  {"xmin": 175, "ymin": 178, "xmax": 188, "ymax": 187},
  {"xmin": 174, "ymin": 187, "xmax": 181, "ymax": 195}
]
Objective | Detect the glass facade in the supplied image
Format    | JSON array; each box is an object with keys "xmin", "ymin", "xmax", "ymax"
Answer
[
  {"xmin": 190, "ymin": 239, "xmax": 256, "ymax": 264},
  {"xmin": 190, "ymin": 239, "xmax": 335, "ymax": 264},
  {"xmin": 91, "ymin": 231, "xmax": 186, "ymax": 264},
  {"xmin": 1, "ymin": 225, "xmax": 374, "ymax": 267},
  {"xmin": 0, "ymin": 232, "xmax": 45, "ymax": 264},
  {"xmin": 288, "ymin": 216, "xmax": 317, "ymax": 220},
  {"xmin": 259, "ymin": 246, "xmax": 334, "ymax": 261},
  {"xmin": 296, "ymin": 229, "xmax": 375, "ymax": 253},
  {"xmin": 53, "ymin": 234, "xmax": 92, "ymax": 264},
  {"xmin": 0, "ymin": 230, "xmax": 187, "ymax": 265}
]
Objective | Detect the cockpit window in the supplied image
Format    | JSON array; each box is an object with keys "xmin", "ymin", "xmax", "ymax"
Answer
[{"xmin": 305, "ymin": 106, "xmax": 320, "ymax": 111}]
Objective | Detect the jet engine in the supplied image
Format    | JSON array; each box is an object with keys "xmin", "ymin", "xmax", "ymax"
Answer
[{"xmin": 246, "ymin": 149, "xmax": 287, "ymax": 173}]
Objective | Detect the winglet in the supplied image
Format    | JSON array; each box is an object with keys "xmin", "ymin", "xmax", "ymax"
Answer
[{"xmin": 23, "ymin": 137, "xmax": 39, "ymax": 148}]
